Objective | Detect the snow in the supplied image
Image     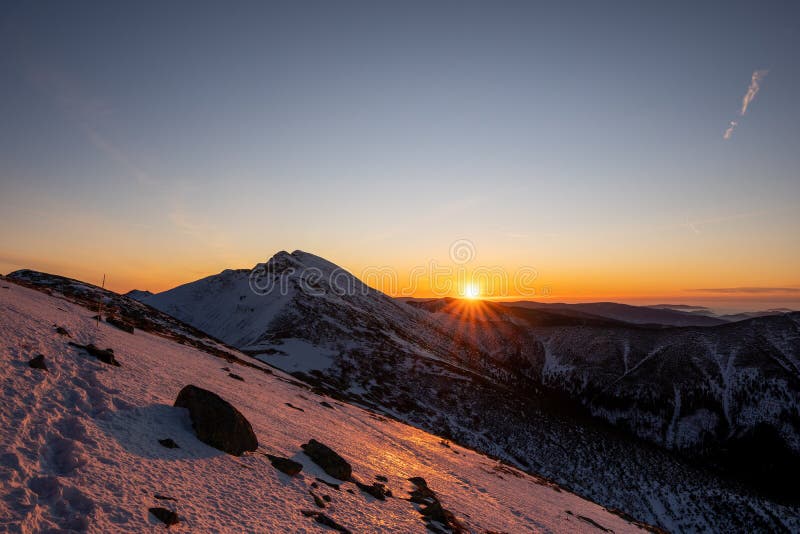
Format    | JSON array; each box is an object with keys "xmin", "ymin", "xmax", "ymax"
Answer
[
  {"xmin": 0, "ymin": 281, "xmax": 647, "ymax": 533},
  {"xmin": 255, "ymin": 338, "xmax": 336, "ymax": 373}
]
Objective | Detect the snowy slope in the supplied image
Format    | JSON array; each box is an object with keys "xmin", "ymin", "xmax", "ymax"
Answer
[{"xmin": 0, "ymin": 280, "xmax": 648, "ymax": 533}]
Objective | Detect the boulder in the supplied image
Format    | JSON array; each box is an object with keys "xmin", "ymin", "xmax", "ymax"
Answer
[
  {"xmin": 28, "ymin": 354, "xmax": 48, "ymax": 371},
  {"xmin": 174, "ymin": 385, "xmax": 257, "ymax": 456},
  {"xmin": 301, "ymin": 439, "xmax": 352, "ymax": 480}
]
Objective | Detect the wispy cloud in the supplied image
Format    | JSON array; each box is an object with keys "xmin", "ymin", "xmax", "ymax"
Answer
[
  {"xmin": 740, "ymin": 69, "xmax": 769, "ymax": 116},
  {"xmin": 723, "ymin": 120, "xmax": 737, "ymax": 140},
  {"xmin": 689, "ymin": 287, "xmax": 800, "ymax": 294},
  {"xmin": 723, "ymin": 69, "xmax": 768, "ymax": 140}
]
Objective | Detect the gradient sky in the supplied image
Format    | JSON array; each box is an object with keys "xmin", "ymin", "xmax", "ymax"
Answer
[{"xmin": 1, "ymin": 1, "xmax": 799, "ymax": 310}]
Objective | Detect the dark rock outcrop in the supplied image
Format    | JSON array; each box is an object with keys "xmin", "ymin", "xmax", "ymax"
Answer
[
  {"xmin": 174, "ymin": 385, "xmax": 257, "ymax": 456},
  {"xmin": 301, "ymin": 439, "xmax": 352, "ymax": 480},
  {"xmin": 28, "ymin": 354, "xmax": 48, "ymax": 371}
]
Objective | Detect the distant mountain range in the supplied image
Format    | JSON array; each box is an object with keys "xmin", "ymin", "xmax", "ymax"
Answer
[{"xmin": 9, "ymin": 252, "xmax": 800, "ymax": 531}]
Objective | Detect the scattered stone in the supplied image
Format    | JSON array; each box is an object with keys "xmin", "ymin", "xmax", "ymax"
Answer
[
  {"xmin": 300, "ymin": 510, "xmax": 351, "ymax": 533},
  {"xmin": 322, "ymin": 494, "xmax": 331, "ymax": 502},
  {"xmin": 174, "ymin": 385, "xmax": 258, "ymax": 456},
  {"xmin": 154, "ymin": 494, "xmax": 177, "ymax": 501},
  {"xmin": 28, "ymin": 354, "xmax": 48, "ymax": 371},
  {"xmin": 158, "ymin": 438, "xmax": 180, "ymax": 449},
  {"xmin": 346, "ymin": 489, "xmax": 354, "ymax": 494},
  {"xmin": 285, "ymin": 402, "xmax": 304, "ymax": 412},
  {"xmin": 228, "ymin": 373, "xmax": 245, "ymax": 382},
  {"xmin": 69, "ymin": 342, "xmax": 120, "ymax": 366},
  {"xmin": 221, "ymin": 367, "xmax": 231, "ymax": 372},
  {"xmin": 54, "ymin": 326, "xmax": 71, "ymax": 337},
  {"xmin": 310, "ymin": 482, "xmax": 319, "ymax": 489},
  {"xmin": 149, "ymin": 507, "xmax": 179, "ymax": 526},
  {"xmin": 375, "ymin": 475, "xmax": 388, "ymax": 483},
  {"xmin": 319, "ymin": 401, "xmax": 334, "ymax": 409},
  {"xmin": 310, "ymin": 490, "xmax": 326, "ymax": 508},
  {"xmin": 355, "ymin": 480, "xmax": 391, "ymax": 500},
  {"xmin": 266, "ymin": 454, "xmax": 303, "ymax": 476},
  {"xmin": 408, "ymin": 477, "xmax": 466, "ymax": 533},
  {"xmin": 106, "ymin": 316, "xmax": 134, "ymax": 334},
  {"xmin": 301, "ymin": 440, "xmax": 352, "ymax": 480}
]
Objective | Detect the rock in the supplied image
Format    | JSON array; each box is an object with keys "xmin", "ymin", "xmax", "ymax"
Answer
[
  {"xmin": 266, "ymin": 454, "xmax": 303, "ymax": 476},
  {"xmin": 355, "ymin": 480, "xmax": 390, "ymax": 500},
  {"xmin": 149, "ymin": 507, "xmax": 179, "ymax": 526},
  {"xmin": 28, "ymin": 354, "xmax": 48, "ymax": 371},
  {"xmin": 375, "ymin": 475, "xmax": 388, "ymax": 482},
  {"xmin": 300, "ymin": 511, "xmax": 351, "ymax": 533},
  {"xmin": 154, "ymin": 494, "xmax": 177, "ymax": 501},
  {"xmin": 69, "ymin": 342, "xmax": 120, "ymax": 366},
  {"xmin": 174, "ymin": 385, "xmax": 258, "ymax": 456},
  {"xmin": 319, "ymin": 401, "xmax": 334, "ymax": 409},
  {"xmin": 228, "ymin": 373, "xmax": 244, "ymax": 381},
  {"xmin": 158, "ymin": 438, "xmax": 180, "ymax": 449},
  {"xmin": 106, "ymin": 316, "xmax": 134, "ymax": 334},
  {"xmin": 408, "ymin": 477, "xmax": 466, "ymax": 533},
  {"xmin": 310, "ymin": 490, "xmax": 326, "ymax": 508},
  {"xmin": 301, "ymin": 439, "xmax": 352, "ymax": 480},
  {"xmin": 285, "ymin": 402, "xmax": 304, "ymax": 412},
  {"xmin": 322, "ymin": 494, "xmax": 331, "ymax": 502},
  {"xmin": 54, "ymin": 326, "xmax": 71, "ymax": 337}
]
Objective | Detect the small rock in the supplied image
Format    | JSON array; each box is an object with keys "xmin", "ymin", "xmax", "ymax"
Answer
[
  {"xmin": 285, "ymin": 402, "xmax": 304, "ymax": 412},
  {"xmin": 149, "ymin": 507, "xmax": 179, "ymax": 526},
  {"xmin": 319, "ymin": 401, "xmax": 334, "ymax": 409},
  {"xmin": 228, "ymin": 373, "xmax": 245, "ymax": 382},
  {"xmin": 158, "ymin": 438, "xmax": 180, "ymax": 449},
  {"xmin": 28, "ymin": 354, "xmax": 48, "ymax": 371},
  {"xmin": 266, "ymin": 454, "xmax": 303, "ymax": 476},
  {"xmin": 154, "ymin": 494, "xmax": 177, "ymax": 501},
  {"xmin": 301, "ymin": 439, "xmax": 352, "ymax": 480},
  {"xmin": 355, "ymin": 480, "xmax": 390, "ymax": 500},
  {"xmin": 375, "ymin": 475, "xmax": 388, "ymax": 482},
  {"xmin": 54, "ymin": 326, "xmax": 71, "ymax": 337},
  {"xmin": 310, "ymin": 482, "xmax": 319, "ymax": 489},
  {"xmin": 69, "ymin": 342, "xmax": 120, "ymax": 366},
  {"xmin": 310, "ymin": 490, "xmax": 326, "ymax": 508},
  {"xmin": 300, "ymin": 511, "xmax": 351, "ymax": 534},
  {"xmin": 322, "ymin": 494, "xmax": 331, "ymax": 502},
  {"xmin": 174, "ymin": 385, "xmax": 258, "ymax": 456}
]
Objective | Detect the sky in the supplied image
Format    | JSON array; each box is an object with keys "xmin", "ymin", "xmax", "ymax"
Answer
[{"xmin": 1, "ymin": 1, "xmax": 799, "ymax": 311}]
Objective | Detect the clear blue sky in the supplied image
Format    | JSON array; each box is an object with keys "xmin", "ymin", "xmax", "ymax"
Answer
[{"xmin": 1, "ymin": 1, "xmax": 798, "ymax": 309}]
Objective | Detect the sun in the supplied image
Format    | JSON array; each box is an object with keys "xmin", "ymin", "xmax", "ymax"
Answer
[{"xmin": 463, "ymin": 282, "xmax": 480, "ymax": 299}]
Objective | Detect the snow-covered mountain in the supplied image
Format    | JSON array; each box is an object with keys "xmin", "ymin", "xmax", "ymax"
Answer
[
  {"xmin": 0, "ymin": 275, "xmax": 652, "ymax": 533},
  {"xmin": 116, "ymin": 250, "xmax": 800, "ymax": 531}
]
